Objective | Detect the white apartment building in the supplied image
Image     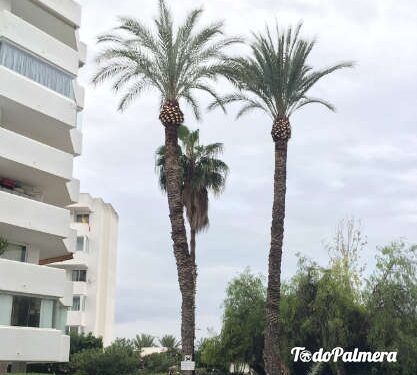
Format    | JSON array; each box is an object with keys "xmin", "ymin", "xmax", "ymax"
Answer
[
  {"xmin": 0, "ymin": 0, "xmax": 85, "ymax": 371},
  {"xmin": 50, "ymin": 193, "xmax": 119, "ymax": 347}
]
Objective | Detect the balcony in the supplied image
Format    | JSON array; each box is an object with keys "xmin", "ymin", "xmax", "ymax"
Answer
[
  {"xmin": 0, "ymin": 127, "xmax": 79, "ymax": 206},
  {"xmin": 0, "ymin": 259, "xmax": 72, "ymax": 306},
  {"xmin": 67, "ymin": 311, "xmax": 85, "ymax": 327},
  {"xmin": 0, "ymin": 9, "xmax": 79, "ymax": 75},
  {"xmin": 0, "ymin": 326, "xmax": 70, "ymax": 362},
  {"xmin": 33, "ymin": 0, "xmax": 81, "ymax": 28},
  {"xmin": 0, "ymin": 66, "xmax": 79, "ymax": 154},
  {"xmin": 51, "ymin": 251, "xmax": 89, "ymax": 270},
  {"xmin": 0, "ymin": 191, "xmax": 75, "ymax": 259}
]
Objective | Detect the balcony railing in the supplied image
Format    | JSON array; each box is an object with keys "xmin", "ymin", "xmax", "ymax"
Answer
[{"xmin": 0, "ymin": 40, "xmax": 75, "ymax": 99}]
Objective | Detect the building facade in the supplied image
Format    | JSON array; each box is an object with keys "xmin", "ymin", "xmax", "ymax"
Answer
[
  {"xmin": 0, "ymin": 0, "xmax": 85, "ymax": 371},
  {"xmin": 51, "ymin": 193, "xmax": 119, "ymax": 346}
]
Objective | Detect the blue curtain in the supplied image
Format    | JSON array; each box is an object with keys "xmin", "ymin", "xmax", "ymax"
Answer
[{"xmin": 0, "ymin": 41, "xmax": 75, "ymax": 99}]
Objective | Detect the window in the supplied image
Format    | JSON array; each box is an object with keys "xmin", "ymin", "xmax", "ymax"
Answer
[
  {"xmin": 72, "ymin": 296, "xmax": 80, "ymax": 311},
  {"xmin": 71, "ymin": 296, "xmax": 86, "ymax": 312},
  {"xmin": 76, "ymin": 236, "xmax": 89, "ymax": 252},
  {"xmin": 11, "ymin": 296, "xmax": 41, "ymax": 327},
  {"xmin": 0, "ymin": 243, "xmax": 26, "ymax": 262},
  {"xmin": 66, "ymin": 325, "xmax": 81, "ymax": 334},
  {"xmin": 0, "ymin": 41, "xmax": 75, "ymax": 98},
  {"xmin": 76, "ymin": 236, "xmax": 85, "ymax": 251},
  {"xmin": 72, "ymin": 269, "xmax": 87, "ymax": 282},
  {"xmin": 75, "ymin": 214, "xmax": 90, "ymax": 224}
]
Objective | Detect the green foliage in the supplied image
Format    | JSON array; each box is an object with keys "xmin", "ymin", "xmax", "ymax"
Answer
[
  {"xmin": 198, "ymin": 335, "xmax": 227, "ymax": 371},
  {"xmin": 221, "ymin": 270, "xmax": 266, "ymax": 373},
  {"xmin": 71, "ymin": 341, "xmax": 137, "ymax": 375},
  {"xmin": 366, "ymin": 243, "xmax": 417, "ymax": 375},
  {"xmin": 70, "ymin": 332, "xmax": 103, "ymax": 355},
  {"xmin": 93, "ymin": 0, "xmax": 240, "ymax": 114},
  {"xmin": 212, "ymin": 23, "xmax": 352, "ymax": 119},
  {"xmin": 200, "ymin": 238, "xmax": 417, "ymax": 375},
  {"xmin": 139, "ymin": 351, "xmax": 180, "ymax": 374},
  {"xmin": 198, "ymin": 270, "xmax": 266, "ymax": 374},
  {"xmin": 134, "ymin": 333, "xmax": 156, "ymax": 352},
  {"xmin": 159, "ymin": 334, "xmax": 181, "ymax": 352}
]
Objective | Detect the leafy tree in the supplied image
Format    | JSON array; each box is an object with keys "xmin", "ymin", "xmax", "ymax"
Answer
[
  {"xmin": 221, "ymin": 270, "xmax": 266, "ymax": 374},
  {"xmin": 198, "ymin": 335, "xmax": 227, "ymax": 373},
  {"xmin": 156, "ymin": 125, "xmax": 228, "ymax": 300},
  {"xmin": 213, "ymin": 23, "xmax": 352, "ymax": 374},
  {"xmin": 366, "ymin": 243, "xmax": 417, "ymax": 375},
  {"xmin": 134, "ymin": 334, "xmax": 156, "ymax": 352},
  {"xmin": 93, "ymin": 2, "xmax": 238, "ymax": 368}
]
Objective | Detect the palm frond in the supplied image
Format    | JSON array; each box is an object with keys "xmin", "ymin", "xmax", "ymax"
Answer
[
  {"xmin": 215, "ymin": 21, "xmax": 353, "ymax": 121},
  {"xmin": 93, "ymin": 0, "xmax": 239, "ymax": 115}
]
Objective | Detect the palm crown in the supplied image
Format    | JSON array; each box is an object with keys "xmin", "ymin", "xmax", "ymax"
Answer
[
  {"xmin": 213, "ymin": 23, "xmax": 353, "ymax": 120},
  {"xmin": 92, "ymin": 0, "xmax": 240, "ymax": 118},
  {"xmin": 155, "ymin": 126, "xmax": 228, "ymax": 232}
]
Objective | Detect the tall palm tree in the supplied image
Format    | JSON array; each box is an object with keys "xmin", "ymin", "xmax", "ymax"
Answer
[
  {"xmin": 212, "ymin": 23, "xmax": 353, "ymax": 375},
  {"xmin": 155, "ymin": 125, "xmax": 228, "ymax": 293},
  {"xmin": 92, "ymin": 1, "xmax": 238, "ymax": 370}
]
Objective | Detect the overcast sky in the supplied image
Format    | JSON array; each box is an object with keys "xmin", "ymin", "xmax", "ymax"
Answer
[{"xmin": 74, "ymin": 0, "xmax": 417, "ymax": 341}]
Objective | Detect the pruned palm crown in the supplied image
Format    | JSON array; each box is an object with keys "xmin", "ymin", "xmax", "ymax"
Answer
[
  {"xmin": 92, "ymin": 0, "xmax": 240, "ymax": 126},
  {"xmin": 92, "ymin": 0, "xmax": 351, "ymax": 136}
]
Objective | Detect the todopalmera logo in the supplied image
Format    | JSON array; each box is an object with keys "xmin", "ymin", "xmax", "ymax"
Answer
[{"xmin": 291, "ymin": 347, "xmax": 398, "ymax": 363}]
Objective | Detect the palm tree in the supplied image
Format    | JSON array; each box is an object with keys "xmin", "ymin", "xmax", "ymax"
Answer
[
  {"xmin": 92, "ymin": 1, "xmax": 238, "ymax": 370},
  {"xmin": 155, "ymin": 125, "xmax": 228, "ymax": 296},
  {"xmin": 212, "ymin": 23, "xmax": 353, "ymax": 375},
  {"xmin": 134, "ymin": 333, "xmax": 156, "ymax": 353},
  {"xmin": 159, "ymin": 334, "xmax": 181, "ymax": 352}
]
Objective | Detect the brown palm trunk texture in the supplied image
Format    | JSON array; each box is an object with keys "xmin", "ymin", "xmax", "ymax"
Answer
[{"xmin": 161, "ymin": 101, "xmax": 195, "ymax": 375}]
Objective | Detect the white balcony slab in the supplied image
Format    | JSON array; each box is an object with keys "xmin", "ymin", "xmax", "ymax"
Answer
[
  {"xmin": 0, "ymin": 259, "xmax": 72, "ymax": 303},
  {"xmin": 0, "ymin": 326, "xmax": 70, "ymax": 362},
  {"xmin": 51, "ymin": 251, "xmax": 89, "ymax": 270},
  {"xmin": 0, "ymin": 127, "xmax": 78, "ymax": 206},
  {"xmin": 0, "ymin": 67, "xmax": 79, "ymax": 154},
  {"xmin": 0, "ymin": 9, "xmax": 78, "ymax": 74},
  {"xmin": 0, "ymin": 191, "xmax": 74, "ymax": 259},
  {"xmin": 33, "ymin": 0, "xmax": 81, "ymax": 27}
]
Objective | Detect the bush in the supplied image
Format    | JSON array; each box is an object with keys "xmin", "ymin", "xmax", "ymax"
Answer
[{"xmin": 71, "ymin": 342, "xmax": 137, "ymax": 375}]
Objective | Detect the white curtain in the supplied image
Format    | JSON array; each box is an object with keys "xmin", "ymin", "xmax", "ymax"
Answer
[
  {"xmin": 0, "ymin": 42, "xmax": 75, "ymax": 99},
  {"xmin": 39, "ymin": 299, "xmax": 54, "ymax": 328},
  {"xmin": 53, "ymin": 304, "xmax": 68, "ymax": 332},
  {"xmin": 0, "ymin": 294, "xmax": 13, "ymax": 325}
]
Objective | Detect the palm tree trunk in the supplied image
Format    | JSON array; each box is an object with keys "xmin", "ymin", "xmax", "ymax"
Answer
[
  {"xmin": 164, "ymin": 124, "xmax": 195, "ymax": 375},
  {"xmin": 190, "ymin": 227, "xmax": 197, "ymax": 296},
  {"xmin": 264, "ymin": 139, "xmax": 288, "ymax": 375}
]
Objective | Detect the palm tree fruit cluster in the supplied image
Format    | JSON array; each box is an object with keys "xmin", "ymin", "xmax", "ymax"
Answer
[
  {"xmin": 159, "ymin": 100, "xmax": 184, "ymax": 126},
  {"xmin": 271, "ymin": 117, "xmax": 291, "ymax": 142}
]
